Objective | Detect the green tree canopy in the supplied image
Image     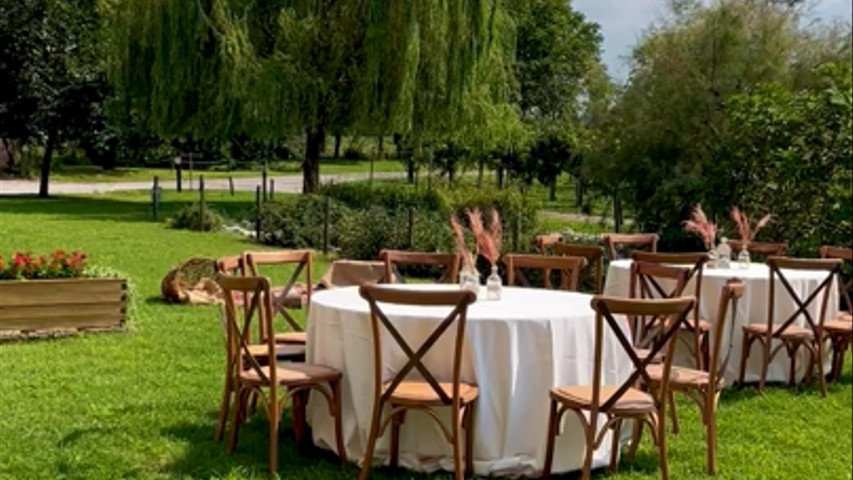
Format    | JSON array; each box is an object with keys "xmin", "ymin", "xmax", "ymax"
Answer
[{"xmin": 106, "ymin": 0, "xmax": 515, "ymax": 192}]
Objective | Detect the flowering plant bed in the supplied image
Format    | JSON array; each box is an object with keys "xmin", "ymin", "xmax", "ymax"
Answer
[{"xmin": 0, "ymin": 251, "xmax": 128, "ymax": 339}]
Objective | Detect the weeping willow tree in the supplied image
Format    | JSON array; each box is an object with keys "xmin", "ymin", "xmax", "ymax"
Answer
[{"xmin": 105, "ymin": 0, "xmax": 514, "ymax": 192}]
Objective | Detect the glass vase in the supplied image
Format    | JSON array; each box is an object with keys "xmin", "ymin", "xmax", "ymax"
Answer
[
  {"xmin": 707, "ymin": 249, "xmax": 719, "ymax": 269},
  {"xmin": 486, "ymin": 265, "xmax": 502, "ymax": 300},
  {"xmin": 459, "ymin": 268, "xmax": 480, "ymax": 294},
  {"xmin": 737, "ymin": 249, "xmax": 751, "ymax": 269}
]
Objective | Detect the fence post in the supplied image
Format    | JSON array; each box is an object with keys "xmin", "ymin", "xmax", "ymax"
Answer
[
  {"xmin": 228, "ymin": 176, "xmax": 234, "ymax": 196},
  {"xmin": 175, "ymin": 158, "xmax": 182, "ymax": 192},
  {"xmin": 151, "ymin": 176, "xmax": 160, "ymax": 220},
  {"xmin": 199, "ymin": 175, "xmax": 206, "ymax": 231},
  {"xmin": 262, "ymin": 168, "xmax": 268, "ymax": 202},
  {"xmin": 323, "ymin": 195, "xmax": 330, "ymax": 254},
  {"xmin": 407, "ymin": 206, "xmax": 414, "ymax": 249},
  {"xmin": 255, "ymin": 185, "xmax": 262, "ymax": 241},
  {"xmin": 269, "ymin": 179, "xmax": 275, "ymax": 201}
]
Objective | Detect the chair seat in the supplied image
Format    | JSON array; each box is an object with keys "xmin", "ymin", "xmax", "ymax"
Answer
[
  {"xmin": 384, "ymin": 380, "xmax": 478, "ymax": 406},
  {"xmin": 682, "ymin": 318, "xmax": 711, "ymax": 332},
  {"xmin": 647, "ymin": 364, "xmax": 715, "ymax": 389},
  {"xmin": 246, "ymin": 343, "xmax": 306, "ymax": 362},
  {"xmin": 551, "ymin": 385, "xmax": 656, "ymax": 415},
  {"xmin": 240, "ymin": 362, "xmax": 341, "ymax": 386},
  {"xmin": 824, "ymin": 321, "xmax": 853, "ymax": 334},
  {"xmin": 743, "ymin": 323, "xmax": 813, "ymax": 340},
  {"xmin": 274, "ymin": 331, "xmax": 307, "ymax": 345},
  {"xmin": 634, "ymin": 347, "xmax": 664, "ymax": 364},
  {"xmin": 837, "ymin": 313, "xmax": 852, "ymax": 323}
]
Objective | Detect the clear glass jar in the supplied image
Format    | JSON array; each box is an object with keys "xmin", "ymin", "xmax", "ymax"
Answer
[
  {"xmin": 738, "ymin": 249, "xmax": 751, "ymax": 270},
  {"xmin": 459, "ymin": 268, "xmax": 479, "ymax": 294},
  {"xmin": 486, "ymin": 265, "xmax": 502, "ymax": 300},
  {"xmin": 716, "ymin": 240, "xmax": 732, "ymax": 269},
  {"xmin": 707, "ymin": 249, "xmax": 719, "ymax": 269}
]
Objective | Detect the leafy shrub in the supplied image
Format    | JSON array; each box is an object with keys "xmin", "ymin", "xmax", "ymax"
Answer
[
  {"xmin": 337, "ymin": 207, "xmax": 453, "ymax": 260},
  {"xmin": 343, "ymin": 146, "xmax": 366, "ymax": 160},
  {"xmin": 256, "ymin": 195, "xmax": 350, "ymax": 249},
  {"xmin": 321, "ymin": 181, "xmax": 447, "ymax": 211},
  {"xmin": 0, "ymin": 250, "xmax": 89, "ymax": 280},
  {"xmin": 169, "ymin": 204, "xmax": 225, "ymax": 231}
]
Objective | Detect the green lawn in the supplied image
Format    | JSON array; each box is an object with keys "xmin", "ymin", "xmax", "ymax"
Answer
[
  {"xmin": 48, "ymin": 159, "xmax": 405, "ymax": 183},
  {"xmin": 0, "ymin": 192, "xmax": 850, "ymax": 480}
]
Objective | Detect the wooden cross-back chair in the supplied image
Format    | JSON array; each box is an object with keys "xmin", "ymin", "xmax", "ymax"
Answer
[
  {"xmin": 628, "ymin": 261, "xmax": 690, "ymax": 364},
  {"xmin": 244, "ymin": 250, "xmax": 312, "ymax": 346},
  {"xmin": 738, "ymin": 257, "xmax": 842, "ymax": 396},
  {"xmin": 358, "ymin": 285, "xmax": 478, "ymax": 480},
  {"xmin": 645, "ymin": 279, "xmax": 744, "ymax": 474},
  {"xmin": 535, "ymin": 234, "xmax": 563, "ymax": 254},
  {"xmin": 819, "ymin": 246, "xmax": 853, "ymax": 381},
  {"xmin": 215, "ymin": 255, "xmax": 247, "ymax": 308},
  {"xmin": 726, "ymin": 240, "xmax": 787, "ymax": 260},
  {"xmin": 502, "ymin": 253, "xmax": 586, "ymax": 291},
  {"xmin": 217, "ymin": 275, "xmax": 345, "ymax": 472},
  {"xmin": 554, "ymin": 244, "xmax": 605, "ymax": 294},
  {"xmin": 604, "ymin": 233, "xmax": 659, "ymax": 260},
  {"xmin": 379, "ymin": 250, "xmax": 460, "ymax": 284},
  {"xmin": 542, "ymin": 296, "xmax": 696, "ymax": 480},
  {"xmin": 633, "ymin": 252, "xmax": 710, "ymax": 370}
]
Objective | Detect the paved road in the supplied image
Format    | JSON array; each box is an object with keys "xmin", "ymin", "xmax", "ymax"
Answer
[{"xmin": 0, "ymin": 171, "xmax": 406, "ymax": 196}]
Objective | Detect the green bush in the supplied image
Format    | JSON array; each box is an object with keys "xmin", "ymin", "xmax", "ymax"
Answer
[
  {"xmin": 168, "ymin": 204, "xmax": 224, "ymax": 231},
  {"xmin": 342, "ymin": 146, "xmax": 366, "ymax": 160},
  {"xmin": 321, "ymin": 181, "xmax": 447, "ymax": 211},
  {"xmin": 256, "ymin": 195, "xmax": 350, "ymax": 249},
  {"xmin": 337, "ymin": 207, "xmax": 452, "ymax": 260}
]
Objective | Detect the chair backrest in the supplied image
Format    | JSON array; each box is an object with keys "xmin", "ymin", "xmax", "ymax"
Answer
[
  {"xmin": 589, "ymin": 296, "xmax": 695, "ymax": 417},
  {"xmin": 766, "ymin": 256, "xmax": 842, "ymax": 338},
  {"xmin": 604, "ymin": 233, "xmax": 659, "ymax": 260},
  {"xmin": 820, "ymin": 245, "xmax": 852, "ymax": 314},
  {"xmin": 244, "ymin": 250, "xmax": 313, "ymax": 339},
  {"xmin": 535, "ymin": 234, "xmax": 563, "ymax": 254},
  {"xmin": 379, "ymin": 250, "xmax": 459, "ymax": 284},
  {"xmin": 554, "ymin": 243, "xmax": 605, "ymax": 294},
  {"xmin": 502, "ymin": 253, "xmax": 586, "ymax": 291},
  {"xmin": 727, "ymin": 240, "xmax": 787, "ymax": 258},
  {"xmin": 215, "ymin": 255, "xmax": 245, "ymax": 276},
  {"xmin": 359, "ymin": 285, "xmax": 477, "ymax": 407},
  {"xmin": 317, "ymin": 260, "xmax": 387, "ymax": 289},
  {"xmin": 628, "ymin": 260, "xmax": 690, "ymax": 351},
  {"xmin": 708, "ymin": 279, "xmax": 744, "ymax": 388},
  {"xmin": 632, "ymin": 251, "xmax": 707, "ymax": 323},
  {"xmin": 218, "ymin": 275, "xmax": 279, "ymax": 394}
]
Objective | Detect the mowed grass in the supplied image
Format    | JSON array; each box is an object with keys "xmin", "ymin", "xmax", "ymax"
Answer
[
  {"xmin": 0, "ymin": 192, "xmax": 851, "ymax": 480},
  {"xmin": 49, "ymin": 158, "xmax": 405, "ymax": 183}
]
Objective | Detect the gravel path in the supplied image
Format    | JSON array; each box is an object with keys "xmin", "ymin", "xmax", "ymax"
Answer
[{"xmin": 0, "ymin": 171, "xmax": 406, "ymax": 196}]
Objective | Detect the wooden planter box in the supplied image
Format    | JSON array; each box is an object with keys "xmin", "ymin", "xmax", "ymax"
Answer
[{"xmin": 0, "ymin": 278, "xmax": 127, "ymax": 335}]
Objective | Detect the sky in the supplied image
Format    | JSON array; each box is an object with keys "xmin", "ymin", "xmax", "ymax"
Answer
[{"xmin": 572, "ymin": 0, "xmax": 853, "ymax": 83}]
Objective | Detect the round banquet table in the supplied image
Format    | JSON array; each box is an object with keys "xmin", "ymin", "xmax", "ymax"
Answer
[
  {"xmin": 304, "ymin": 284, "xmax": 634, "ymax": 477},
  {"xmin": 603, "ymin": 259, "xmax": 838, "ymax": 384}
]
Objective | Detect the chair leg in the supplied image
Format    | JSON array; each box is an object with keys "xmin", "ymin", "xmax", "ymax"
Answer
[
  {"xmin": 816, "ymin": 339, "xmax": 827, "ymax": 397},
  {"xmin": 464, "ymin": 402, "xmax": 475, "ymax": 477},
  {"xmin": 788, "ymin": 343, "xmax": 798, "ymax": 387},
  {"xmin": 358, "ymin": 398, "xmax": 383, "ymax": 480},
  {"xmin": 216, "ymin": 377, "xmax": 233, "ymax": 441},
  {"xmin": 657, "ymin": 409, "xmax": 670, "ymax": 480},
  {"xmin": 667, "ymin": 391, "xmax": 679, "ymax": 435},
  {"xmin": 738, "ymin": 334, "xmax": 751, "ymax": 388},
  {"xmin": 228, "ymin": 386, "xmax": 247, "ymax": 454},
  {"xmin": 389, "ymin": 408, "xmax": 405, "ymax": 469},
  {"xmin": 542, "ymin": 399, "xmax": 559, "ymax": 479},
  {"xmin": 628, "ymin": 418, "xmax": 642, "ymax": 462},
  {"xmin": 830, "ymin": 337, "xmax": 842, "ymax": 382},
  {"xmin": 330, "ymin": 379, "xmax": 347, "ymax": 466},
  {"xmin": 706, "ymin": 394, "xmax": 718, "ymax": 474},
  {"xmin": 291, "ymin": 390, "xmax": 309, "ymax": 445},
  {"xmin": 269, "ymin": 397, "xmax": 280, "ymax": 473},
  {"xmin": 581, "ymin": 422, "xmax": 595, "ymax": 480},
  {"xmin": 452, "ymin": 406, "xmax": 464, "ymax": 480},
  {"xmin": 609, "ymin": 419, "xmax": 623, "ymax": 473},
  {"xmin": 701, "ymin": 331, "xmax": 711, "ymax": 374},
  {"xmin": 758, "ymin": 337, "xmax": 771, "ymax": 393}
]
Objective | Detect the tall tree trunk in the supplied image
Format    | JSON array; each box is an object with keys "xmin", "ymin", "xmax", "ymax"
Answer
[
  {"xmin": 39, "ymin": 131, "xmax": 55, "ymax": 198},
  {"xmin": 575, "ymin": 176, "xmax": 584, "ymax": 208},
  {"xmin": 407, "ymin": 158, "xmax": 415, "ymax": 184},
  {"xmin": 497, "ymin": 165, "xmax": 504, "ymax": 189},
  {"xmin": 613, "ymin": 190, "xmax": 623, "ymax": 233},
  {"xmin": 377, "ymin": 135, "xmax": 384, "ymax": 159},
  {"xmin": 549, "ymin": 178, "xmax": 557, "ymax": 201},
  {"xmin": 304, "ymin": 127, "xmax": 324, "ymax": 193},
  {"xmin": 333, "ymin": 133, "xmax": 342, "ymax": 159}
]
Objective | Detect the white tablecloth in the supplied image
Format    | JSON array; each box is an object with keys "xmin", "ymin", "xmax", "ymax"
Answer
[
  {"xmin": 305, "ymin": 285, "xmax": 633, "ymax": 477},
  {"xmin": 603, "ymin": 260, "xmax": 838, "ymax": 384}
]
